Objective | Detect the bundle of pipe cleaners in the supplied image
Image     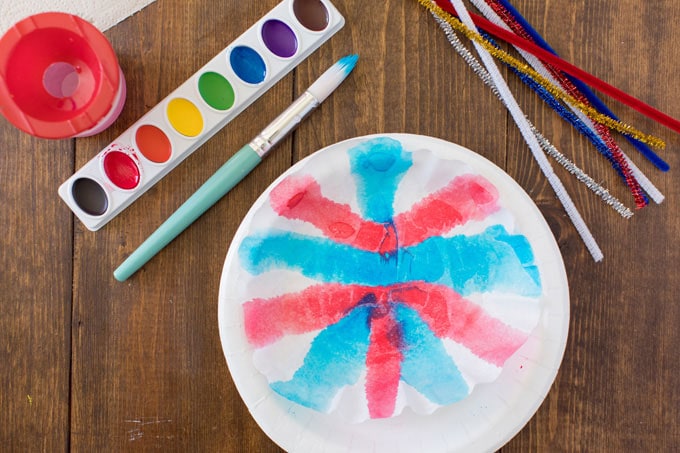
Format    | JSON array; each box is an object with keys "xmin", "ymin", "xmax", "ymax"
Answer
[{"xmin": 415, "ymin": 0, "xmax": 676, "ymax": 261}]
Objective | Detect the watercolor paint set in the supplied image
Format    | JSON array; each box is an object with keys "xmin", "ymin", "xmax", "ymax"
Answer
[{"xmin": 58, "ymin": 0, "xmax": 345, "ymax": 231}]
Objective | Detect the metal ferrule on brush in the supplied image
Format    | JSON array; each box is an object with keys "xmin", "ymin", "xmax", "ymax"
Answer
[{"xmin": 249, "ymin": 91, "xmax": 320, "ymax": 157}]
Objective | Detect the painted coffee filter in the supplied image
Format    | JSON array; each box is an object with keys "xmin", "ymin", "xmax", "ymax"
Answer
[{"xmin": 219, "ymin": 134, "xmax": 569, "ymax": 451}]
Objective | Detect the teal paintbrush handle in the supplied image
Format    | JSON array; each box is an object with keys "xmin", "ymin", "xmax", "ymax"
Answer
[{"xmin": 114, "ymin": 145, "xmax": 261, "ymax": 281}]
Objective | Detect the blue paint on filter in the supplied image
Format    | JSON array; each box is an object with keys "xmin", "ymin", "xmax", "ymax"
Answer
[
  {"xmin": 415, "ymin": 225, "xmax": 542, "ymax": 296},
  {"xmin": 229, "ymin": 46, "xmax": 266, "ymax": 84},
  {"xmin": 238, "ymin": 224, "xmax": 541, "ymax": 297},
  {"xmin": 395, "ymin": 303, "xmax": 469, "ymax": 404},
  {"xmin": 270, "ymin": 304, "xmax": 372, "ymax": 412},
  {"xmin": 239, "ymin": 231, "xmax": 400, "ymax": 284},
  {"xmin": 348, "ymin": 137, "xmax": 412, "ymax": 223}
]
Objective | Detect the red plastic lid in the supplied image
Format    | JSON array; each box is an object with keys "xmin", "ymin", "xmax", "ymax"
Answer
[{"xmin": 0, "ymin": 12, "xmax": 121, "ymax": 139}]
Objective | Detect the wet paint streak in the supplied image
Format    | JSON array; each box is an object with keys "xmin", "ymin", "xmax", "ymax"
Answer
[
  {"xmin": 244, "ymin": 283, "xmax": 373, "ymax": 347},
  {"xmin": 394, "ymin": 174, "xmax": 501, "ymax": 246},
  {"xmin": 269, "ymin": 174, "xmax": 387, "ymax": 251},
  {"xmin": 239, "ymin": 232, "xmax": 399, "ymax": 285},
  {"xmin": 268, "ymin": 172, "xmax": 502, "ymax": 253},
  {"xmin": 396, "ymin": 304, "xmax": 469, "ymax": 404},
  {"xmin": 244, "ymin": 281, "xmax": 527, "ymax": 368},
  {"xmin": 365, "ymin": 304, "xmax": 403, "ymax": 418},
  {"xmin": 389, "ymin": 283, "xmax": 529, "ymax": 367},
  {"xmin": 270, "ymin": 305, "xmax": 372, "ymax": 412},
  {"xmin": 416, "ymin": 225, "xmax": 541, "ymax": 295},
  {"xmin": 238, "ymin": 225, "xmax": 540, "ymax": 297},
  {"xmin": 348, "ymin": 137, "xmax": 412, "ymax": 223}
]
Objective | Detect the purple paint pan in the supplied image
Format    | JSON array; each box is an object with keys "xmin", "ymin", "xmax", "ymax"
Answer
[{"xmin": 261, "ymin": 19, "xmax": 298, "ymax": 58}]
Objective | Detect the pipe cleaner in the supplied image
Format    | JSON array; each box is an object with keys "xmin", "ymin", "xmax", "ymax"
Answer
[
  {"xmin": 472, "ymin": 1, "xmax": 648, "ymax": 208},
  {"xmin": 432, "ymin": 14, "xmax": 634, "ymax": 219},
  {"xmin": 440, "ymin": 0, "xmax": 604, "ymax": 261},
  {"xmin": 418, "ymin": 0, "xmax": 665, "ymax": 149},
  {"xmin": 470, "ymin": 0, "xmax": 663, "ymax": 203},
  {"xmin": 431, "ymin": 0, "xmax": 680, "ymax": 139},
  {"xmin": 492, "ymin": 0, "xmax": 669, "ymax": 172}
]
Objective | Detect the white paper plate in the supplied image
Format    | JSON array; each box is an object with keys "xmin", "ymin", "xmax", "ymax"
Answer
[{"xmin": 218, "ymin": 133, "xmax": 569, "ymax": 452}]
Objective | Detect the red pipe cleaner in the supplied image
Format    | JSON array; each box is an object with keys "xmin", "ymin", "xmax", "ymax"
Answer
[
  {"xmin": 433, "ymin": 0, "xmax": 680, "ymax": 135},
  {"xmin": 482, "ymin": 0, "xmax": 647, "ymax": 207}
]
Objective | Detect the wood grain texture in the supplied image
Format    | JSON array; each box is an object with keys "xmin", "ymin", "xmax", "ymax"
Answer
[
  {"xmin": 0, "ymin": 126, "xmax": 73, "ymax": 451},
  {"xmin": 0, "ymin": 0, "xmax": 678, "ymax": 451}
]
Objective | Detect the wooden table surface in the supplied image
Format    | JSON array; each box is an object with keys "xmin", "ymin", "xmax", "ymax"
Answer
[{"xmin": 1, "ymin": 0, "xmax": 678, "ymax": 451}]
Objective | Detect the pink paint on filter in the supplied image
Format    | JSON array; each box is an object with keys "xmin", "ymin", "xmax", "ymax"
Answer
[
  {"xmin": 270, "ymin": 174, "xmax": 501, "ymax": 253},
  {"xmin": 269, "ymin": 175, "xmax": 388, "ymax": 251},
  {"xmin": 390, "ymin": 283, "xmax": 528, "ymax": 367},
  {"xmin": 244, "ymin": 280, "xmax": 527, "ymax": 366},
  {"xmin": 366, "ymin": 301, "xmax": 403, "ymax": 418},
  {"xmin": 244, "ymin": 283, "xmax": 373, "ymax": 347},
  {"xmin": 394, "ymin": 174, "xmax": 500, "ymax": 247}
]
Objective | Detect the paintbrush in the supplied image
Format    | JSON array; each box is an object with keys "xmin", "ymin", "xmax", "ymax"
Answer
[{"xmin": 114, "ymin": 54, "xmax": 359, "ymax": 281}]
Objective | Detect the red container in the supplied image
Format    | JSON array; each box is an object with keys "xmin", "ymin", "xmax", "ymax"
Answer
[{"xmin": 0, "ymin": 12, "xmax": 126, "ymax": 139}]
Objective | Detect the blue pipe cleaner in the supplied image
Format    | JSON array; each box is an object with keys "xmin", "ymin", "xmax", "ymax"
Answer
[
  {"xmin": 495, "ymin": 0, "xmax": 669, "ymax": 171},
  {"xmin": 481, "ymin": 31, "xmax": 648, "ymax": 204}
]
